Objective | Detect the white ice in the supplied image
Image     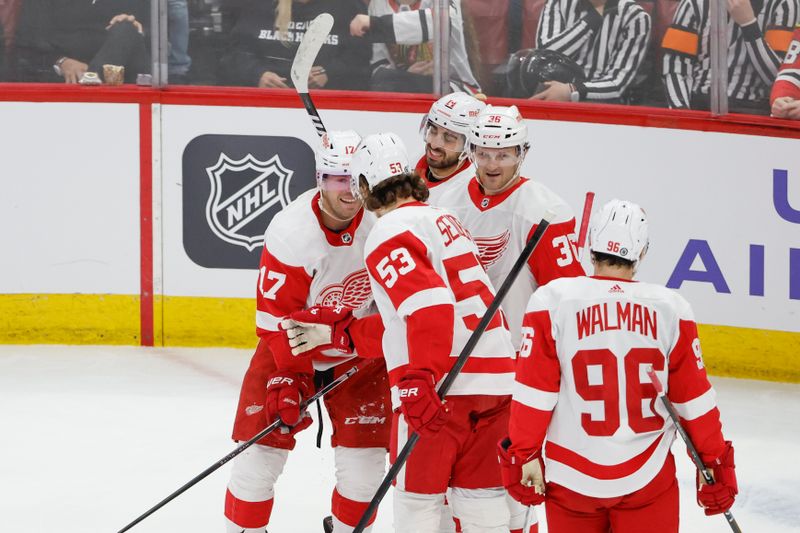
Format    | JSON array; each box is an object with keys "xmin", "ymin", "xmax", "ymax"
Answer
[{"xmin": 0, "ymin": 345, "xmax": 797, "ymax": 533}]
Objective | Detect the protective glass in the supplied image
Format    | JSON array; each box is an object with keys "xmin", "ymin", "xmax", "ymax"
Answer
[
  {"xmin": 318, "ymin": 174, "xmax": 353, "ymax": 192},
  {"xmin": 470, "ymin": 147, "xmax": 522, "ymax": 167},
  {"xmin": 421, "ymin": 121, "xmax": 466, "ymax": 153}
]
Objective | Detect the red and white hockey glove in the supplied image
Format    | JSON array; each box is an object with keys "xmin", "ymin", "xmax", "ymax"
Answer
[
  {"xmin": 697, "ymin": 441, "xmax": 738, "ymax": 515},
  {"xmin": 280, "ymin": 305, "xmax": 355, "ymax": 356},
  {"xmin": 497, "ymin": 437, "xmax": 546, "ymax": 506},
  {"xmin": 397, "ymin": 369, "xmax": 450, "ymax": 436},
  {"xmin": 264, "ymin": 371, "xmax": 314, "ymax": 434}
]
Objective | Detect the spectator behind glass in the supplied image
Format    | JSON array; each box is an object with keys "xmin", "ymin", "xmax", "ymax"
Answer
[
  {"xmin": 219, "ymin": 0, "xmax": 369, "ymax": 90},
  {"xmin": 168, "ymin": 0, "xmax": 191, "ymax": 83},
  {"xmin": 531, "ymin": 0, "xmax": 651, "ymax": 103},
  {"xmin": 771, "ymin": 23, "xmax": 800, "ymax": 118},
  {"xmin": 349, "ymin": 0, "xmax": 482, "ymax": 95},
  {"xmin": 15, "ymin": 0, "xmax": 149, "ymax": 84},
  {"xmin": 662, "ymin": 0, "xmax": 799, "ymax": 114}
]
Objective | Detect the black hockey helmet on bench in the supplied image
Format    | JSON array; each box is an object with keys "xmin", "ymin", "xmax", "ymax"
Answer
[{"xmin": 506, "ymin": 48, "xmax": 586, "ymax": 98}]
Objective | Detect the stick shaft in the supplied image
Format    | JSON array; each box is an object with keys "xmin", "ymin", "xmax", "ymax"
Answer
[
  {"xmin": 577, "ymin": 191, "xmax": 594, "ymax": 260},
  {"xmin": 118, "ymin": 360, "xmax": 367, "ymax": 533},
  {"xmin": 646, "ymin": 368, "xmax": 742, "ymax": 533},
  {"xmin": 353, "ymin": 214, "xmax": 555, "ymax": 532},
  {"xmin": 299, "ymin": 92, "xmax": 327, "ymax": 138}
]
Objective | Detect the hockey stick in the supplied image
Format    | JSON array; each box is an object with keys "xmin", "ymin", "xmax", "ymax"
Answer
[
  {"xmin": 576, "ymin": 191, "xmax": 595, "ymax": 261},
  {"xmin": 353, "ymin": 210, "xmax": 557, "ymax": 533},
  {"xmin": 645, "ymin": 366, "xmax": 742, "ymax": 533},
  {"xmin": 291, "ymin": 13, "xmax": 333, "ymax": 138},
  {"xmin": 117, "ymin": 359, "xmax": 370, "ymax": 533}
]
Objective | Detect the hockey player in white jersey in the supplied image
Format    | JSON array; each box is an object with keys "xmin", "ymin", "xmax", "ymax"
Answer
[
  {"xmin": 224, "ymin": 131, "xmax": 392, "ymax": 533},
  {"xmin": 416, "ymin": 92, "xmax": 485, "ymax": 205},
  {"xmin": 435, "ymin": 104, "xmax": 585, "ymax": 533},
  {"xmin": 350, "ymin": 132, "xmax": 517, "ymax": 533},
  {"xmin": 498, "ymin": 199, "xmax": 738, "ymax": 533}
]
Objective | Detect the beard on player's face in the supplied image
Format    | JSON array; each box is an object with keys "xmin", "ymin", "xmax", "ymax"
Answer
[{"xmin": 425, "ymin": 142, "xmax": 462, "ymax": 170}]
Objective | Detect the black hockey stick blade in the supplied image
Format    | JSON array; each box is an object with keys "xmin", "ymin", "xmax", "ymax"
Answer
[
  {"xmin": 646, "ymin": 367, "xmax": 742, "ymax": 533},
  {"xmin": 117, "ymin": 360, "xmax": 369, "ymax": 533},
  {"xmin": 291, "ymin": 13, "xmax": 333, "ymax": 137},
  {"xmin": 353, "ymin": 211, "xmax": 557, "ymax": 533}
]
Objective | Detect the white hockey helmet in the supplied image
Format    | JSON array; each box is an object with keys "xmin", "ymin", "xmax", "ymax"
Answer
[
  {"xmin": 425, "ymin": 92, "xmax": 486, "ymax": 138},
  {"xmin": 467, "ymin": 105, "xmax": 528, "ymax": 150},
  {"xmin": 349, "ymin": 133, "xmax": 411, "ymax": 199},
  {"xmin": 315, "ymin": 130, "xmax": 362, "ymax": 185},
  {"xmin": 589, "ymin": 199, "xmax": 649, "ymax": 269}
]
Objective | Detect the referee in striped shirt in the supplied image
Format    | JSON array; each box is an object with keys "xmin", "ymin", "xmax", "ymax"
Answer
[
  {"xmin": 662, "ymin": 0, "xmax": 799, "ymax": 113},
  {"xmin": 531, "ymin": 0, "xmax": 651, "ymax": 102}
]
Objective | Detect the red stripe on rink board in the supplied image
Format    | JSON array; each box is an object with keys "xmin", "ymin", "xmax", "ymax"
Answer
[
  {"xmin": 0, "ymin": 83, "xmax": 798, "ymax": 139},
  {"xmin": 139, "ymin": 103, "xmax": 154, "ymax": 347},
  {"xmin": 545, "ymin": 433, "xmax": 664, "ymax": 480}
]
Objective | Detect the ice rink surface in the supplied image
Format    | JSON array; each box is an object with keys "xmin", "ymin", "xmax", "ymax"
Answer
[{"xmin": 1, "ymin": 345, "xmax": 798, "ymax": 533}]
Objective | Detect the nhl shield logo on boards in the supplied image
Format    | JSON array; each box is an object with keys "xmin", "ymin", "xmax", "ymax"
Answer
[
  {"xmin": 205, "ymin": 153, "xmax": 293, "ymax": 251},
  {"xmin": 183, "ymin": 133, "xmax": 315, "ymax": 269}
]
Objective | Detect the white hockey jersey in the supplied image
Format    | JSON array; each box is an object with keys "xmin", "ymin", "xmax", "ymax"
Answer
[
  {"xmin": 509, "ymin": 276, "xmax": 727, "ymax": 497},
  {"xmin": 363, "ymin": 201, "xmax": 516, "ymax": 407},
  {"xmin": 256, "ymin": 189, "xmax": 375, "ymax": 373},
  {"xmin": 368, "ymin": 0, "xmax": 481, "ymax": 92},
  {"xmin": 416, "ymin": 155, "xmax": 475, "ymax": 206},
  {"xmin": 436, "ymin": 177, "xmax": 585, "ymax": 349}
]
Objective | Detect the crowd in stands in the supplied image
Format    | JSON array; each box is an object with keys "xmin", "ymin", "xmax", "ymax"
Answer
[{"xmin": 0, "ymin": 0, "xmax": 798, "ymax": 118}]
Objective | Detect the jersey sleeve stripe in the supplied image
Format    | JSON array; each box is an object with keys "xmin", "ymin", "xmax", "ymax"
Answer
[
  {"xmin": 545, "ymin": 433, "xmax": 664, "ymax": 480},
  {"xmin": 256, "ymin": 309, "xmax": 282, "ymax": 332},
  {"xmin": 445, "ymin": 372, "xmax": 515, "ymax": 396},
  {"xmin": 512, "ymin": 380, "xmax": 559, "ymax": 411},
  {"xmin": 396, "ymin": 287, "xmax": 452, "ymax": 317},
  {"xmin": 672, "ymin": 387, "xmax": 717, "ymax": 420}
]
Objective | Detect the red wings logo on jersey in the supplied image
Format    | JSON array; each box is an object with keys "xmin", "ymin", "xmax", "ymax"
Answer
[
  {"xmin": 474, "ymin": 231, "xmax": 511, "ymax": 268},
  {"xmin": 315, "ymin": 269, "xmax": 372, "ymax": 309}
]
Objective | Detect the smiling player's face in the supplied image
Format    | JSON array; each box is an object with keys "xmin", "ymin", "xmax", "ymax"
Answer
[{"xmin": 320, "ymin": 174, "xmax": 361, "ymax": 221}]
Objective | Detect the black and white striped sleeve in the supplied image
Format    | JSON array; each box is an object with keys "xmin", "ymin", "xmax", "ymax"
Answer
[
  {"xmin": 742, "ymin": 0, "xmax": 799, "ymax": 86},
  {"xmin": 662, "ymin": 0, "xmax": 702, "ymax": 108},
  {"xmin": 537, "ymin": 0, "xmax": 602, "ymax": 55},
  {"xmin": 583, "ymin": 6, "xmax": 652, "ymax": 99}
]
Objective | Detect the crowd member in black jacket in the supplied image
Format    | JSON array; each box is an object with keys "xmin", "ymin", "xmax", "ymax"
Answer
[
  {"xmin": 15, "ymin": 0, "xmax": 149, "ymax": 83},
  {"xmin": 219, "ymin": 0, "xmax": 370, "ymax": 90}
]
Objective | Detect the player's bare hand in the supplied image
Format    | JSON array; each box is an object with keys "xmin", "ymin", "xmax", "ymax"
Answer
[
  {"xmin": 309, "ymin": 66, "xmax": 328, "ymax": 89},
  {"xmin": 521, "ymin": 458, "xmax": 546, "ymax": 495},
  {"xmin": 259, "ymin": 71, "xmax": 289, "ymax": 88},
  {"xmin": 530, "ymin": 81, "xmax": 572, "ymax": 102},
  {"xmin": 771, "ymin": 96, "xmax": 800, "ymax": 119},
  {"xmin": 107, "ymin": 13, "xmax": 143, "ymax": 34},
  {"xmin": 350, "ymin": 14, "xmax": 370, "ymax": 37},
  {"xmin": 60, "ymin": 58, "xmax": 88, "ymax": 84},
  {"xmin": 407, "ymin": 60, "xmax": 434, "ymax": 76},
  {"xmin": 726, "ymin": 0, "xmax": 756, "ymax": 26}
]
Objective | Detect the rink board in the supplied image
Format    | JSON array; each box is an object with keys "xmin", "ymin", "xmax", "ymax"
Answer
[{"xmin": 0, "ymin": 94, "xmax": 798, "ymax": 382}]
